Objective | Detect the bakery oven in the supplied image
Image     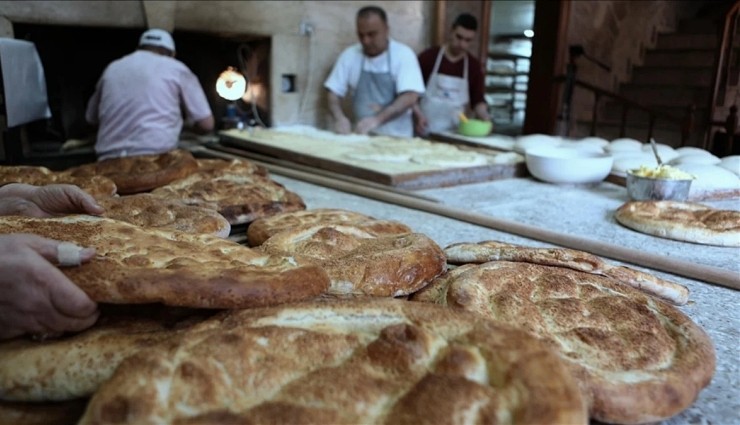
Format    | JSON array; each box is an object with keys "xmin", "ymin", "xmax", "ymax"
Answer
[{"xmin": 3, "ymin": 23, "xmax": 271, "ymax": 168}]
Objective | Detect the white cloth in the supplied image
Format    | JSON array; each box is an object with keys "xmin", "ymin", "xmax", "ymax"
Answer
[
  {"xmin": 420, "ymin": 47, "xmax": 469, "ymax": 133},
  {"xmin": 86, "ymin": 50, "xmax": 212, "ymax": 160},
  {"xmin": 324, "ymin": 39, "xmax": 424, "ymax": 137},
  {"xmin": 0, "ymin": 38, "xmax": 51, "ymax": 128}
]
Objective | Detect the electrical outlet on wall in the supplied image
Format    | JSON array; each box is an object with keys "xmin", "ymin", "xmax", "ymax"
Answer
[{"xmin": 299, "ymin": 20, "xmax": 314, "ymax": 37}]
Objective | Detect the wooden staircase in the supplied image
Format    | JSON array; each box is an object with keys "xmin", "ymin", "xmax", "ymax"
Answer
[{"xmin": 575, "ymin": 4, "xmax": 739, "ymax": 148}]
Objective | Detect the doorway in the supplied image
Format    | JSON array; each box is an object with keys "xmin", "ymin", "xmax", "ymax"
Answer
[{"xmin": 486, "ymin": 0, "xmax": 535, "ymax": 136}]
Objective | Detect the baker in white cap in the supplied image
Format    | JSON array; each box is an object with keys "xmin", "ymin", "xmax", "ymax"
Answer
[{"xmin": 86, "ymin": 28, "xmax": 214, "ymax": 160}]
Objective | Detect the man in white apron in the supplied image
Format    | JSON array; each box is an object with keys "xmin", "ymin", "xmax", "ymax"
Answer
[
  {"xmin": 325, "ymin": 6, "xmax": 425, "ymax": 138},
  {"xmin": 414, "ymin": 13, "xmax": 491, "ymax": 136}
]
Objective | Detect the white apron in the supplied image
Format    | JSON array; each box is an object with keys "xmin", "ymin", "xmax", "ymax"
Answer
[
  {"xmin": 419, "ymin": 46, "xmax": 469, "ymax": 133},
  {"xmin": 352, "ymin": 49, "xmax": 413, "ymax": 138}
]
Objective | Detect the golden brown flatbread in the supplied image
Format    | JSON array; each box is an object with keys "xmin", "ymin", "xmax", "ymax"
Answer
[
  {"xmin": 66, "ymin": 149, "xmax": 199, "ymax": 194},
  {"xmin": 78, "ymin": 299, "xmax": 588, "ymax": 425},
  {"xmin": 247, "ymin": 208, "xmax": 412, "ymax": 247},
  {"xmin": 259, "ymin": 225, "xmax": 445, "ymax": 297},
  {"xmin": 0, "ymin": 215, "xmax": 329, "ymax": 308},
  {"xmin": 0, "ymin": 165, "xmax": 117, "ymax": 199},
  {"xmin": 443, "ymin": 240, "xmax": 689, "ymax": 305},
  {"xmin": 151, "ymin": 158, "xmax": 305, "ymax": 225},
  {"xmin": 0, "ymin": 305, "xmax": 213, "ymax": 402},
  {"xmin": 97, "ymin": 193, "xmax": 231, "ymax": 237},
  {"xmin": 615, "ymin": 200, "xmax": 740, "ymax": 247},
  {"xmin": 411, "ymin": 261, "xmax": 716, "ymax": 424}
]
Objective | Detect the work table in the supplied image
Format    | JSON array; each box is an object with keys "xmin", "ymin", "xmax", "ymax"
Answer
[{"xmin": 268, "ymin": 172, "xmax": 739, "ymax": 425}]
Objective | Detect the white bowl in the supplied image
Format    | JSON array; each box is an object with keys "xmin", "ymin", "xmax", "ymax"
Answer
[{"xmin": 525, "ymin": 147, "xmax": 614, "ymax": 184}]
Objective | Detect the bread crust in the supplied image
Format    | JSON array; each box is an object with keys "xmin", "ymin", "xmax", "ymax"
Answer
[
  {"xmin": 0, "ymin": 216, "xmax": 330, "ymax": 308},
  {"xmin": 411, "ymin": 261, "xmax": 716, "ymax": 424},
  {"xmin": 151, "ymin": 159, "xmax": 305, "ymax": 225},
  {"xmin": 259, "ymin": 224, "xmax": 445, "ymax": 297},
  {"xmin": 0, "ymin": 165, "xmax": 117, "ymax": 199},
  {"xmin": 67, "ymin": 150, "xmax": 199, "ymax": 194},
  {"xmin": 247, "ymin": 208, "xmax": 411, "ymax": 247},
  {"xmin": 78, "ymin": 299, "xmax": 588, "ymax": 425},
  {"xmin": 444, "ymin": 240, "xmax": 689, "ymax": 305},
  {"xmin": 0, "ymin": 305, "xmax": 213, "ymax": 402},
  {"xmin": 97, "ymin": 193, "xmax": 231, "ymax": 237},
  {"xmin": 615, "ymin": 201, "xmax": 740, "ymax": 247}
]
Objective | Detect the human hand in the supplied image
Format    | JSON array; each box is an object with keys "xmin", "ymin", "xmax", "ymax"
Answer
[
  {"xmin": 414, "ymin": 114, "xmax": 428, "ymax": 136},
  {"xmin": 0, "ymin": 234, "xmax": 99, "ymax": 340},
  {"xmin": 334, "ymin": 116, "xmax": 352, "ymax": 134},
  {"xmin": 0, "ymin": 183, "xmax": 104, "ymax": 218},
  {"xmin": 355, "ymin": 116, "xmax": 381, "ymax": 135}
]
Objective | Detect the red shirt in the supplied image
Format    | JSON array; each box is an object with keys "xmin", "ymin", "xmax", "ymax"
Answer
[{"xmin": 417, "ymin": 46, "xmax": 486, "ymax": 107}]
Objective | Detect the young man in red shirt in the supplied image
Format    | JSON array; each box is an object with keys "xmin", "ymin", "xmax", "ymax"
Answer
[{"xmin": 413, "ymin": 13, "xmax": 491, "ymax": 135}]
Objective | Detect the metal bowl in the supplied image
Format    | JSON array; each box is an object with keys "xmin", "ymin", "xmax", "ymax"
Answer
[{"xmin": 626, "ymin": 172, "xmax": 692, "ymax": 201}]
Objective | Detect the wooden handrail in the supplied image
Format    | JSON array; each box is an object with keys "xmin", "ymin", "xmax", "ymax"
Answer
[
  {"xmin": 706, "ymin": 0, "xmax": 740, "ymax": 148},
  {"xmin": 554, "ymin": 75, "xmax": 695, "ymax": 144}
]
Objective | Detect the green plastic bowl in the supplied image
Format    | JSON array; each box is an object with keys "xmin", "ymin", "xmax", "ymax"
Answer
[{"xmin": 458, "ymin": 119, "xmax": 493, "ymax": 137}]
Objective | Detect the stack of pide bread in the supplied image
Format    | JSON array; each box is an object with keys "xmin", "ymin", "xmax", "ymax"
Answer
[{"xmin": 0, "ymin": 153, "xmax": 717, "ymax": 425}]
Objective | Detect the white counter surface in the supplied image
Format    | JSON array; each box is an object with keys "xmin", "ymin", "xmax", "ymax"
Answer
[{"xmin": 269, "ymin": 173, "xmax": 740, "ymax": 425}]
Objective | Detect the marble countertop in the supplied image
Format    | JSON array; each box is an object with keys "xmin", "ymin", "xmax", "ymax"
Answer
[{"xmin": 269, "ymin": 173, "xmax": 739, "ymax": 425}]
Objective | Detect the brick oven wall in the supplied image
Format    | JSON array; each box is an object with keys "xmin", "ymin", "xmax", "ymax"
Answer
[{"xmin": 0, "ymin": 0, "xmax": 434, "ymax": 130}]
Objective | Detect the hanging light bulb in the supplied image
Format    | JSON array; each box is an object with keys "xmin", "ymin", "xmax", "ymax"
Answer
[{"xmin": 216, "ymin": 66, "xmax": 247, "ymax": 101}]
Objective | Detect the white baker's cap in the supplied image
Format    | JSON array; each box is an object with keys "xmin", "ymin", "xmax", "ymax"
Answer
[{"xmin": 139, "ymin": 28, "xmax": 175, "ymax": 52}]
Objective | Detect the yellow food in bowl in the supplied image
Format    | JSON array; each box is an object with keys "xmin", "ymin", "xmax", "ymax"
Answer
[{"xmin": 628, "ymin": 164, "xmax": 694, "ymax": 180}]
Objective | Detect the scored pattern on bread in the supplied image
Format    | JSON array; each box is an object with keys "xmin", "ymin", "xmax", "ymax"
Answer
[
  {"xmin": 410, "ymin": 261, "xmax": 716, "ymax": 424},
  {"xmin": 258, "ymin": 224, "xmax": 445, "ymax": 297},
  {"xmin": 98, "ymin": 193, "xmax": 231, "ymax": 238},
  {"xmin": 77, "ymin": 300, "xmax": 588, "ymax": 425},
  {"xmin": 246, "ymin": 208, "xmax": 412, "ymax": 247},
  {"xmin": 0, "ymin": 215, "xmax": 330, "ymax": 308},
  {"xmin": 0, "ymin": 165, "xmax": 117, "ymax": 199},
  {"xmin": 0, "ymin": 306, "xmax": 215, "ymax": 402},
  {"xmin": 444, "ymin": 240, "xmax": 689, "ymax": 305},
  {"xmin": 615, "ymin": 201, "xmax": 740, "ymax": 247},
  {"xmin": 66, "ymin": 149, "xmax": 199, "ymax": 195},
  {"xmin": 151, "ymin": 158, "xmax": 305, "ymax": 225}
]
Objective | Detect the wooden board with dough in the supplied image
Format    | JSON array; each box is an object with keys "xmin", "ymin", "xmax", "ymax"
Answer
[{"xmin": 218, "ymin": 127, "xmax": 526, "ymax": 190}]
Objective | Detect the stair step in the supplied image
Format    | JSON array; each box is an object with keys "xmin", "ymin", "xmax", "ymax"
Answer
[
  {"xmin": 677, "ymin": 18, "xmax": 721, "ymax": 34},
  {"xmin": 655, "ymin": 33, "xmax": 718, "ymax": 50},
  {"xmin": 619, "ymin": 85, "xmax": 711, "ymax": 107},
  {"xmin": 602, "ymin": 101, "xmax": 708, "ymax": 120},
  {"xmin": 599, "ymin": 105, "xmax": 710, "ymax": 128},
  {"xmin": 631, "ymin": 67, "xmax": 714, "ymax": 86},
  {"xmin": 643, "ymin": 50, "xmax": 716, "ymax": 67}
]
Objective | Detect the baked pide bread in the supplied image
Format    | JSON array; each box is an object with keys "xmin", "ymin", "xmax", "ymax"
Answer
[
  {"xmin": 615, "ymin": 200, "xmax": 740, "ymax": 247},
  {"xmin": 0, "ymin": 305, "xmax": 214, "ymax": 402},
  {"xmin": 151, "ymin": 159, "xmax": 305, "ymax": 225},
  {"xmin": 444, "ymin": 240, "xmax": 689, "ymax": 305},
  {"xmin": 0, "ymin": 165, "xmax": 117, "ymax": 199},
  {"xmin": 78, "ymin": 299, "xmax": 588, "ymax": 425},
  {"xmin": 66, "ymin": 149, "xmax": 199, "ymax": 194},
  {"xmin": 247, "ymin": 208, "xmax": 412, "ymax": 247},
  {"xmin": 97, "ymin": 193, "xmax": 231, "ymax": 238},
  {"xmin": 259, "ymin": 224, "xmax": 445, "ymax": 297},
  {"xmin": 0, "ymin": 215, "xmax": 330, "ymax": 308},
  {"xmin": 0, "ymin": 399, "xmax": 87, "ymax": 425},
  {"xmin": 411, "ymin": 262, "xmax": 716, "ymax": 424},
  {"xmin": 190, "ymin": 157, "xmax": 268, "ymax": 178}
]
